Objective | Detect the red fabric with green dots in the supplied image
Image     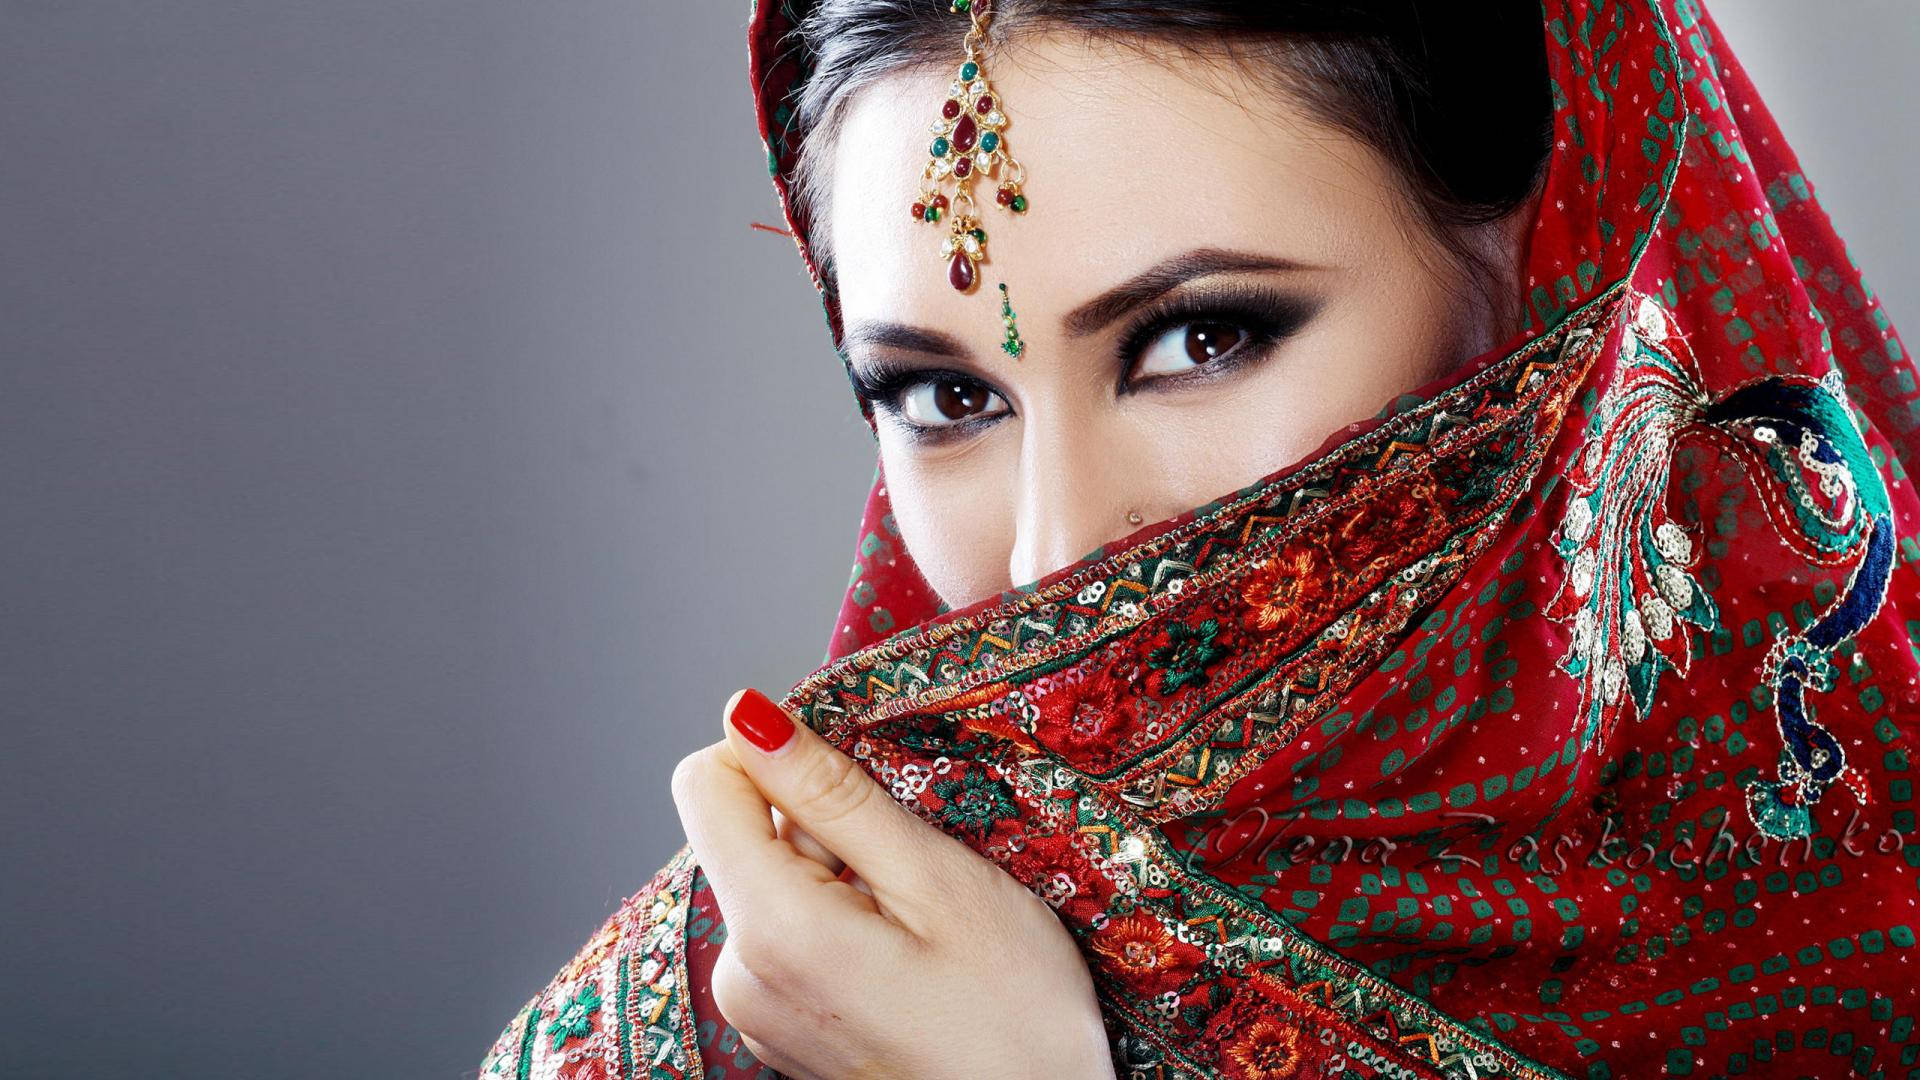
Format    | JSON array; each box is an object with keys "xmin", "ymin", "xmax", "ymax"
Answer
[{"xmin": 479, "ymin": 3, "xmax": 1920, "ymax": 1078}]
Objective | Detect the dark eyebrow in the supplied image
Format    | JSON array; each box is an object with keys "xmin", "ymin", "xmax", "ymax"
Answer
[
  {"xmin": 839, "ymin": 247, "xmax": 1315, "ymax": 363},
  {"xmin": 1060, "ymin": 247, "xmax": 1315, "ymax": 338},
  {"xmin": 842, "ymin": 321, "xmax": 969, "ymax": 360}
]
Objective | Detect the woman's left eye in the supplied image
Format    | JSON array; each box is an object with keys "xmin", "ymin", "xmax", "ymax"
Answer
[{"xmin": 1132, "ymin": 321, "xmax": 1252, "ymax": 377}]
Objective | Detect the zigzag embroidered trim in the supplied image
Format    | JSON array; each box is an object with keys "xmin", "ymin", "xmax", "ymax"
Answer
[
  {"xmin": 1548, "ymin": 294, "xmax": 1896, "ymax": 840},
  {"xmin": 770, "ymin": 296, "xmax": 1621, "ymax": 1080}
]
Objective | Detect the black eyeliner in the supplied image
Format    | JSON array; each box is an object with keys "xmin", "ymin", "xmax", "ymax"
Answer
[
  {"xmin": 849, "ymin": 357, "xmax": 984, "ymax": 410},
  {"xmin": 847, "ymin": 356, "xmax": 1010, "ymax": 443},
  {"xmin": 847, "ymin": 282, "xmax": 1317, "ymax": 440},
  {"xmin": 1112, "ymin": 283, "xmax": 1321, "ymax": 395}
]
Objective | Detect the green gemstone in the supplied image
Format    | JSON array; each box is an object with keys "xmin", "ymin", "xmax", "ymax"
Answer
[
  {"xmin": 931, "ymin": 136, "xmax": 949, "ymax": 158},
  {"xmin": 951, "ymin": 0, "xmax": 970, "ymax": 11},
  {"xmin": 1010, "ymin": 194, "xmax": 1027, "ymax": 213},
  {"xmin": 1003, "ymin": 339, "xmax": 1022, "ymax": 357},
  {"xmin": 960, "ymin": 61, "xmax": 978, "ymax": 81},
  {"xmin": 980, "ymin": 131, "xmax": 999, "ymax": 153},
  {"xmin": 924, "ymin": 206, "xmax": 941, "ymax": 223},
  {"xmin": 970, "ymin": 228, "xmax": 986, "ymax": 242}
]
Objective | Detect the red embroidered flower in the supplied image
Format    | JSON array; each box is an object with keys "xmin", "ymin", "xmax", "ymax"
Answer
[
  {"xmin": 1033, "ymin": 675, "xmax": 1133, "ymax": 760},
  {"xmin": 1335, "ymin": 471, "xmax": 1451, "ymax": 575},
  {"xmin": 1004, "ymin": 834, "xmax": 1103, "ymax": 921},
  {"xmin": 1239, "ymin": 540, "xmax": 1339, "ymax": 636},
  {"xmin": 1089, "ymin": 911, "xmax": 1205, "ymax": 998},
  {"xmin": 1220, "ymin": 1014, "xmax": 1305, "ymax": 1079}
]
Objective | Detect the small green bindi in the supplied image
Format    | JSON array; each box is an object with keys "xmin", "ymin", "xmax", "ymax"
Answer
[{"xmin": 998, "ymin": 282, "xmax": 1025, "ymax": 359}]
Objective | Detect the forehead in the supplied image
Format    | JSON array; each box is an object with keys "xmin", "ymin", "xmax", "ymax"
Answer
[{"xmin": 825, "ymin": 33, "xmax": 1406, "ymax": 327}]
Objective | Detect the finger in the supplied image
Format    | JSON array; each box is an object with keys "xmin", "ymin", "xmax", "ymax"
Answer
[
  {"xmin": 772, "ymin": 805, "xmax": 845, "ymax": 876},
  {"xmin": 722, "ymin": 687, "xmax": 957, "ymax": 901},
  {"xmin": 669, "ymin": 739, "xmax": 874, "ymax": 946}
]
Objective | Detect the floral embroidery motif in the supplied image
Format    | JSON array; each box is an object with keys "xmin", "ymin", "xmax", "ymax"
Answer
[
  {"xmin": 1240, "ymin": 544, "xmax": 1339, "ymax": 634},
  {"xmin": 1089, "ymin": 911, "xmax": 1205, "ymax": 998},
  {"xmin": 1033, "ymin": 675, "xmax": 1133, "ymax": 760},
  {"xmin": 930, "ymin": 767, "xmax": 1016, "ymax": 839},
  {"xmin": 1219, "ymin": 1015, "xmax": 1304, "ymax": 1080},
  {"xmin": 1336, "ymin": 471, "xmax": 1454, "ymax": 575},
  {"xmin": 1145, "ymin": 617, "xmax": 1230, "ymax": 694},
  {"xmin": 547, "ymin": 982, "xmax": 603, "ymax": 1051}
]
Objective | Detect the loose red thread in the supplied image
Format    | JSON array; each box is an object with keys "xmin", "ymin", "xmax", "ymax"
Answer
[{"xmin": 749, "ymin": 221, "xmax": 794, "ymax": 238}]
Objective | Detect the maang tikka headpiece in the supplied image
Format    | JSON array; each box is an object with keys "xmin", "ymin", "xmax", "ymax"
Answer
[{"xmin": 910, "ymin": 0, "xmax": 1028, "ymax": 294}]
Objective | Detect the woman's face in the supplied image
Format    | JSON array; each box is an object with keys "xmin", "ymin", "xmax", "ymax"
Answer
[{"xmin": 826, "ymin": 34, "xmax": 1529, "ymax": 613}]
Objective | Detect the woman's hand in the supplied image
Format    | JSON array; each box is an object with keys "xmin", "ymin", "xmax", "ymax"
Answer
[{"xmin": 670, "ymin": 688, "xmax": 1117, "ymax": 1080}]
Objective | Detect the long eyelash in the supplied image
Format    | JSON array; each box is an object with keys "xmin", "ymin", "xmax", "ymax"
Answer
[
  {"xmin": 847, "ymin": 358, "xmax": 1007, "ymax": 442},
  {"xmin": 849, "ymin": 357, "xmax": 970, "ymax": 411},
  {"xmin": 1114, "ymin": 284, "xmax": 1320, "ymax": 392},
  {"xmin": 845, "ymin": 284, "xmax": 1314, "ymax": 440}
]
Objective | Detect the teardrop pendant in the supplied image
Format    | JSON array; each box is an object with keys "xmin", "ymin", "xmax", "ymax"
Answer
[
  {"xmin": 948, "ymin": 249, "xmax": 976, "ymax": 292},
  {"xmin": 913, "ymin": 0, "xmax": 1027, "ymax": 294}
]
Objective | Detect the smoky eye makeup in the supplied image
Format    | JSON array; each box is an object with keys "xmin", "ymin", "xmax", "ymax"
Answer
[
  {"xmin": 1112, "ymin": 282, "xmax": 1323, "ymax": 394},
  {"xmin": 846, "ymin": 281, "xmax": 1322, "ymax": 442},
  {"xmin": 848, "ymin": 358, "xmax": 1012, "ymax": 442}
]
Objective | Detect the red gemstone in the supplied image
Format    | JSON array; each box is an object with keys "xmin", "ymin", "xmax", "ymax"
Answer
[
  {"xmin": 942, "ymin": 99, "xmax": 961, "ymax": 120},
  {"xmin": 951, "ymin": 114, "xmax": 977, "ymax": 152},
  {"xmin": 948, "ymin": 250, "xmax": 975, "ymax": 291},
  {"xmin": 995, "ymin": 186, "xmax": 1013, "ymax": 206},
  {"xmin": 953, "ymin": 157, "xmax": 971, "ymax": 178},
  {"xmin": 910, "ymin": 201, "xmax": 926, "ymax": 220},
  {"xmin": 931, "ymin": 193, "xmax": 948, "ymax": 210},
  {"xmin": 976, "ymin": 95, "xmax": 993, "ymax": 114}
]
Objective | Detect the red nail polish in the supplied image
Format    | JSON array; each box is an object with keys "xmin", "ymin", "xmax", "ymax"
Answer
[{"xmin": 730, "ymin": 688, "xmax": 794, "ymax": 753}]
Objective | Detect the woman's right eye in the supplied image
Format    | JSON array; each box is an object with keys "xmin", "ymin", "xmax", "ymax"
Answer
[{"xmin": 896, "ymin": 378, "xmax": 1010, "ymax": 428}]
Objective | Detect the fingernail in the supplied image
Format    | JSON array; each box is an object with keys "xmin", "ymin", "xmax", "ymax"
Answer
[{"xmin": 729, "ymin": 688, "xmax": 795, "ymax": 754}]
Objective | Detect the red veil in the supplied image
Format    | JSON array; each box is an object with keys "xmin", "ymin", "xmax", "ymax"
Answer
[{"xmin": 482, "ymin": 2, "xmax": 1920, "ymax": 1076}]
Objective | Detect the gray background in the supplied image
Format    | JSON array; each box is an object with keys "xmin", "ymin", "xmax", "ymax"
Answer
[{"xmin": 2, "ymin": 2, "xmax": 1914, "ymax": 1077}]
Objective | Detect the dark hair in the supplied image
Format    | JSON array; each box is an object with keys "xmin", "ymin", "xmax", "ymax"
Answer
[{"xmin": 782, "ymin": 0, "xmax": 1552, "ymax": 304}]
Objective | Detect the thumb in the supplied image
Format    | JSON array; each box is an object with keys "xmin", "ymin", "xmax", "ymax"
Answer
[{"xmin": 722, "ymin": 687, "xmax": 947, "ymax": 902}]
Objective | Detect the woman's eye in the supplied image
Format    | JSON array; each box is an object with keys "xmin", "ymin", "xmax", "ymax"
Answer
[
  {"xmin": 898, "ymin": 378, "xmax": 1009, "ymax": 427},
  {"xmin": 1133, "ymin": 321, "xmax": 1249, "ymax": 378}
]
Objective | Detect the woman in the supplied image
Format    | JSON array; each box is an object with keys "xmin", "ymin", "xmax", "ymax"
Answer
[{"xmin": 482, "ymin": 1, "xmax": 1918, "ymax": 1076}]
